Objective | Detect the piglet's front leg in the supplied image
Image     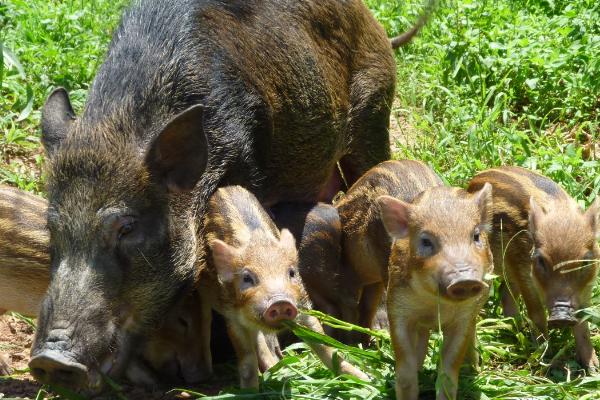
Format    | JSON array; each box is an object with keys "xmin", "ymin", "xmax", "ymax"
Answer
[
  {"xmin": 388, "ymin": 313, "xmax": 420, "ymax": 400},
  {"xmin": 574, "ymin": 321, "xmax": 599, "ymax": 373},
  {"xmin": 297, "ymin": 313, "xmax": 369, "ymax": 381},
  {"xmin": 438, "ymin": 318, "xmax": 478, "ymax": 400},
  {"xmin": 227, "ymin": 321, "xmax": 260, "ymax": 389},
  {"xmin": 256, "ymin": 331, "xmax": 280, "ymax": 372}
]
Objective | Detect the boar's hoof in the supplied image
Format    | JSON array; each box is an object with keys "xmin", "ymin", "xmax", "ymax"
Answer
[
  {"xmin": 264, "ymin": 301, "xmax": 298, "ymax": 326},
  {"xmin": 30, "ymin": 350, "xmax": 89, "ymax": 389},
  {"xmin": 446, "ymin": 279, "xmax": 484, "ymax": 301}
]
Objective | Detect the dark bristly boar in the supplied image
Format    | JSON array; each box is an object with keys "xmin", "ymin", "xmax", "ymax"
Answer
[
  {"xmin": 32, "ymin": 0, "xmax": 399, "ymax": 390},
  {"xmin": 375, "ymin": 171, "xmax": 493, "ymax": 400},
  {"xmin": 0, "ymin": 185, "xmax": 50, "ymax": 375},
  {"xmin": 468, "ymin": 166, "xmax": 599, "ymax": 371},
  {"xmin": 0, "ymin": 185, "xmax": 209, "ymax": 385},
  {"xmin": 335, "ymin": 160, "xmax": 444, "ymax": 336},
  {"xmin": 199, "ymin": 186, "xmax": 368, "ymax": 389}
]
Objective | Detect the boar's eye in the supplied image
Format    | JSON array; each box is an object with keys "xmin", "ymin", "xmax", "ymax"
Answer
[
  {"xmin": 117, "ymin": 217, "xmax": 137, "ymax": 240},
  {"xmin": 417, "ymin": 233, "xmax": 437, "ymax": 257}
]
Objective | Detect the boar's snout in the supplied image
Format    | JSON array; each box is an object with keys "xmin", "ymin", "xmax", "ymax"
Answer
[
  {"xmin": 440, "ymin": 266, "xmax": 486, "ymax": 301},
  {"xmin": 263, "ymin": 298, "xmax": 298, "ymax": 326},
  {"xmin": 548, "ymin": 301, "xmax": 578, "ymax": 329},
  {"xmin": 30, "ymin": 350, "xmax": 88, "ymax": 390}
]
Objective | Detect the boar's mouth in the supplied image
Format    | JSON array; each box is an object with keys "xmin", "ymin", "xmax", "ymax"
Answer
[
  {"xmin": 548, "ymin": 302, "xmax": 578, "ymax": 329},
  {"xmin": 30, "ymin": 327, "xmax": 136, "ymax": 393}
]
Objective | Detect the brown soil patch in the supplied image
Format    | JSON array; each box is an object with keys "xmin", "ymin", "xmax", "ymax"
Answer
[
  {"xmin": 0, "ymin": 314, "xmax": 235, "ymax": 399},
  {"xmin": 0, "ymin": 314, "xmax": 40, "ymax": 399}
]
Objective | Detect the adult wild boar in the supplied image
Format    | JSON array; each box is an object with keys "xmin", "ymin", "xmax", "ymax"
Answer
[{"xmin": 30, "ymin": 0, "xmax": 401, "ymax": 391}]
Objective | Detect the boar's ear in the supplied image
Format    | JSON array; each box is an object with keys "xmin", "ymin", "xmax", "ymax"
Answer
[
  {"xmin": 584, "ymin": 199, "xmax": 599, "ymax": 240},
  {"xmin": 473, "ymin": 182, "xmax": 493, "ymax": 225},
  {"xmin": 146, "ymin": 104, "xmax": 208, "ymax": 192},
  {"xmin": 279, "ymin": 229, "xmax": 296, "ymax": 250},
  {"xmin": 377, "ymin": 195, "xmax": 410, "ymax": 239},
  {"xmin": 209, "ymin": 239, "xmax": 238, "ymax": 282},
  {"xmin": 41, "ymin": 88, "xmax": 76, "ymax": 155}
]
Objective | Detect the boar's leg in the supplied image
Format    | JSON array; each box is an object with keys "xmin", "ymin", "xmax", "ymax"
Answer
[
  {"xmin": 226, "ymin": 321, "xmax": 260, "ymax": 389},
  {"xmin": 297, "ymin": 314, "xmax": 369, "ymax": 381},
  {"xmin": 388, "ymin": 312, "xmax": 419, "ymax": 400},
  {"xmin": 198, "ymin": 299, "xmax": 213, "ymax": 379},
  {"xmin": 438, "ymin": 318, "xmax": 478, "ymax": 400},
  {"xmin": 340, "ymin": 70, "xmax": 393, "ymax": 186},
  {"xmin": 573, "ymin": 321, "xmax": 599, "ymax": 372}
]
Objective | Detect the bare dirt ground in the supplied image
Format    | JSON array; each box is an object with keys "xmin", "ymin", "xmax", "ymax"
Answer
[
  {"xmin": 0, "ymin": 314, "xmax": 41, "ymax": 399},
  {"xmin": 389, "ymin": 99, "xmax": 419, "ymax": 152},
  {"xmin": 0, "ymin": 314, "xmax": 234, "ymax": 399}
]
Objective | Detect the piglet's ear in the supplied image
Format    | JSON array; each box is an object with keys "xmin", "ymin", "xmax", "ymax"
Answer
[
  {"xmin": 473, "ymin": 182, "xmax": 493, "ymax": 226},
  {"xmin": 279, "ymin": 228, "xmax": 296, "ymax": 250},
  {"xmin": 209, "ymin": 239, "xmax": 238, "ymax": 282},
  {"xmin": 584, "ymin": 199, "xmax": 600, "ymax": 240},
  {"xmin": 377, "ymin": 195, "xmax": 410, "ymax": 239},
  {"xmin": 145, "ymin": 104, "xmax": 208, "ymax": 192},
  {"xmin": 41, "ymin": 88, "xmax": 76, "ymax": 156},
  {"xmin": 528, "ymin": 196, "xmax": 544, "ymax": 237}
]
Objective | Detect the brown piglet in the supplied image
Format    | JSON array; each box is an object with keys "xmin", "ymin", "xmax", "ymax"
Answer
[
  {"xmin": 380, "ymin": 182, "xmax": 494, "ymax": 400},
  {"xmin": 335, "ymin": 160, "xmax": 444, "ymax": 338},
  {"xmin": 468, "ymin": 166, "xmax": 599, "ymax": 371},
  {"xmin": 199, "ymin": 186, "xmax": 368, "ymax": 389}
]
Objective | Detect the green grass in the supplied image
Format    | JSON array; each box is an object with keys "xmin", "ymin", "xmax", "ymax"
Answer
[{"xmin": 1, "ymin": 0, "xmax": 600, "ymax": 399}]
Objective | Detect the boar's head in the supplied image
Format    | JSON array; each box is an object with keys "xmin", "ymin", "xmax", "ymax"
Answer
[{"xmin": 30, "ymin": 89, "xmax": 207, "ymax": 391}]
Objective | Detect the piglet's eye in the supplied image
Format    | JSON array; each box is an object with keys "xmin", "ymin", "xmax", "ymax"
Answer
[
  {"xmin": 288, "ymin": 267, "xmax": 296, "ymax": 279},
  {"xmin": 242, "ymin": 271, "xmax": 255, "ymax": 286},
  {"xmin": 535, "ymin": 255, "xmax": 548, "ymax": 272},
  {"xmin": 418, "ymin": 233, "xmax": 436, "ymax": 257},
  {"xmin": 473, "ymin": 228, "xmax": 481, "ymax": 244}
]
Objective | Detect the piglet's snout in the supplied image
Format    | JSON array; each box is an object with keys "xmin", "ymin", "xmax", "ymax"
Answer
[
  {"xmin": 441, "ymin": 266, "xmax": 487, "ymax": 301},
  {"xmin": 263, "ymin": 297, "xmax": 298, "ymax": 326},
  {"xmin": 548, "ymin": 301, "xmax": 577, "ymax": 329}
]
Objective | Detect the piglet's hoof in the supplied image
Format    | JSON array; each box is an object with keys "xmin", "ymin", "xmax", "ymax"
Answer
[{"xmin": 0, "ymin": 353, "xmax": 12, "ymax": 376}]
